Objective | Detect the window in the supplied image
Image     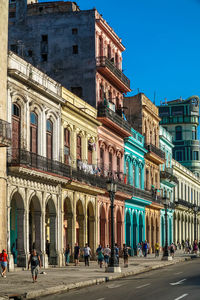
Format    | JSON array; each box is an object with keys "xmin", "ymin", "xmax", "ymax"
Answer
[
  {"xmin": 9, "ymin": 11, "xmax": 16, "ymax": 18},
  {"xmin": 109, "ymin": 152, "xmax": 112, "ymax": 172},
  {"xmin": 72, "ymin": 28, "xmax": 78, "ymax": 35},
  {"xmin": 77, "ymin": 135, "xmax": 82, "ymax": 160},
  {"xmin": 117, "ymin": 157, "xmax": 120, "ymax": 178},
  {"xmin": 176, "ymin": 151, "xmax": 183, "ymax": 161},
  {"xmin": 12, "ymin": 103, "xmax": 20, "ymax": 117},
  {"xmin": 175, "ymin": 126, "xmax": 182, "ymax": 140},
  {"xmin": 133, "ymin": 164, "xmax": 135, "ymax": 186},
  {"xmin": 46, "ymin": 119, "xmax": 53, "ymax": 159},
  {"xmin": 41, "ymin": 54, "xmax": 47, "ymax": 62},
  {"xmin": 12, "ymin": 103, "xmax": 20, "ymax": 152},
  {"xmin": 100, "ymin": 148, "xmax": 104, "ymax": 168},
  {"xmin": 28, "ymin": 50, "xmax": 33, "ymax": 57},
  {"xmin": 99, "ymin": 37, "xmax": 103, "ymax": 56},
  {"xmin": 42, "ymin": 35, "xmax": 48, "ymax": 42},
  {"xmin": 41, "ymin": 34, "xmax": 48, "ymax": 61},
  {"xmin": 64, "ymin": 128, "xmax": 70, "ymax": 164},
  {"xmin": 99, "ymin": 85, "xmax": 104, "ymax": 101},
  {"xmin": 193, "ymin": 151, "xmax": 199, "ymax": 160},
  {"xmin": 192, "ymin": 126, "xmax": 197, "ymax": 140},
  {"xmin": 71, "ymin": 87, "xmax": 82, "ymax": 98},
  {"xmin": 10, "ymin": 44, "xmax": 18, "ymax": 54},
  {"xmin": 72, "ymin": 45, "xmax": 78, "ymax": 54},
  {"xmin": 30, "ymin": 112, "xmax": 38, "ymax": 154},
  {"xmin": 88, "ymin": 142, "xmax": 93, "ymax": 165},
  {"xmin": 139, "ymin": 168, "xmax": 141, "ymax": 189},
  {"xmin": 126, "ymin": 161, "xmax": 129, "ymax": 184},
  {"xmin": 107, "ymin": 45, "xmax": 111, "ymax": 59}
]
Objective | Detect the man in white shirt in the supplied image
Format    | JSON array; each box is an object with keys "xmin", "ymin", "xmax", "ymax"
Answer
[
  {"xmin": 83, "ymin": 243, "xmax": 91, "ymax": 266},
  {"xmin": 103, "ymin": 245, "xmax": 111, "ymax": 267}
]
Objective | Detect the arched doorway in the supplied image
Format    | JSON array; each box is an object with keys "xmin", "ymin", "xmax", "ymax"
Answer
[
  {"xmin": 45, "ymin": 198, "xmax": 57, "ymax": 265},
  {"xmin": 151, "ymin": 218, "xmax": 154, "ymax": 252},
  {"xmin": 126, "ymin": 211, "xmax": 131, "ymax": 247},
  {"xmin": 64, "ymin": 198, "xmax": 73, "ymax": 249},
  {"xmin": 87, "ymin": 202, "xmax": 95, "ymax": 252},
  {"xmin": 161, "ymin": 216, "xmax": 165, "ymax": 247},
  {"xmin": 146, "ymin": 216, "xmax": 150, "ymax": 243},
  {"xmin": 12, "ymin": 103, "xmax": 21, "ymax": 159},
  {"xmin": 76, "ymin": 200, "xmax": 84, "ymax": 248},
  {"xmin": 139, "ymin": 213, "xmax": 143, "ymax": 243},
  {"xmin": 133, "ymin": 212, "xmax": 137, "ymax": 254},
  {"xmin": 29, "ymin": 196, "xmax": 41, "ymax": 253},
  {"xmin": 116, "ymin": 209, "xmax": 122, "ymax": 248},
  {"xmin": 10, "ymin": 192, "xmax": 25, "ymax": 266},
  {"xmin": 100, "ymin": 205, "xmax": 106, "ymax": 247}
]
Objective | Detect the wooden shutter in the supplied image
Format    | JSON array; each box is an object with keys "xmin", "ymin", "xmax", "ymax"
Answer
[
  {"xmin": 77, "ymin": 135, "xmax": 82, "ymax": 160},
  {"xmin": 30, "ymin": 126, "xmax": 37, "ymax": 154},
  {"xmin": 12, "ymin": 117, "xmax": 20, "ymax": 149},
  {"xmin": 46, "ymin": 133, "xmax": 52, "ymax": 159},
  {"xmin": 88, "ymin": 144, "xmax": 92, "ymax": 165},
  {"xmin": 64, "ymin": 129, "xmax": 70, "ymax": 164}
]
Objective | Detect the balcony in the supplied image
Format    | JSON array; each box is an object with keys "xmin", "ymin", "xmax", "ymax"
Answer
[
  {"xmin": 71, "ymin": 168, "xmax": 107, "ymax": 190},
  {"xmin": 96, "ymin": 56, "xmax": 131, "ymax": 93},
  {"xmin": 145, "ymin": 143, "xmax": 165, "ymax": 164},
  {"xmin": 97, "ymin": 104, "xmax": 131, "ymax": 137},
  {"xmin": 160, "ymin": 170, "xmax": 178, "ymax": 186},
  {"xmin": 0, "ymin": 120, "xmax": 11, "ymax": 147},
  {"xmin": 176, "ymin": 199, "xmax": 195, "ymax": 209},
  {"xmin": 8, "ymin": 148, "xmax": 71, "ymax": 178}
]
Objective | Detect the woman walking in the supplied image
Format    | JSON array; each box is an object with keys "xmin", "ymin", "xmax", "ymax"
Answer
[
  {"xmin": 28, "ymin": 249, "xmax": 41, "ymax": 283},
  {"xmin": 0, "ymin": 249, "xmax": 9, "ymax": 278},
  {"xmin": 65, "ymin": 244, "xmax": 71, "ymax": 266}
]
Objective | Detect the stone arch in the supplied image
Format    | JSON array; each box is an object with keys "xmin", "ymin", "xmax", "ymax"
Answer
[
  {"xmin": 45, "ymin": 198, "xmax": 57, "ymax": 265},
  {"xmin": 76, "ymin": 199, "xmax": 84, "ymax": 248},
  {"xmin": 10, "ymin": 191, "xmax": 25, "ymax": 266},
  {"xmin": 133, "ymin": 211, "xmax": 137, "ymax": 253},
  {"xmin": 139, "ymin": 213, "xmax": 143, "ymax": 243},
  {"xmin": 99, "ymin": 204, "xmax": 106, "ymax": 248},
  {"xmin": 161, "ymin": 215, "xmax": 165, "ymax": 247},
  {"xmin": 87, "ymin": 201, "xmax": 95, "ymax": 252},
  {"xmin": 151, "ymin": 217, "xmax": 155, "ymax": 252},
  {"xmin": 116, "ymin": 209, "xmax": 122, "ymax": 248},
  {"xmin": 126, "ymin": 209, "xmax": 131, "ymax": 247},
  {"xmin": 64, "ymin": 197, "xmax": 73, "ymax": 249},
  {"xmin": 29, "ymin": 195, "xmax": 42, "ymax": 253},
  {"xmin": 146, "ymin": 215, "xmax": 150, "ymax": 243}
]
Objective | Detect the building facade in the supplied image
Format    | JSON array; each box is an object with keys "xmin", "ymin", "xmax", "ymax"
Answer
[
  {"xmin": 159, "ymin": 126, "xmax": 178, "ymax": 247},
  {"xmin": 173, "ymin": 159, "xmax": 200, "ymax": 244},
  {"xmin": 158, "ymin": 96, "xmax": 200, "ymax": 176},
  {"xmin": 124, "ymin": 128, "xmax": 151, "ymax": 254},
  {"xmin": 124, "ymin": 93, "xmax": 165, "ymax": 252}
]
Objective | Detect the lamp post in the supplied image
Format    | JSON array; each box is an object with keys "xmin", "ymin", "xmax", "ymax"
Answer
[
  {"xmin": 162, "ymin": 196, "xmax": 172, "ymax": 261},
  {"xmin": 106, "ymin": 178, "xmax": 121, "ymax": 273},
  {"xmin": 193, "ymin": 206, "xmax": 198, "ymax": 242}
]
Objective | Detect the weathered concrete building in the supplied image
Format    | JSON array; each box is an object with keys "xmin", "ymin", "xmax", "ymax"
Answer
[
  {"xmin": 0, "ymin": 0, "xmax": 11, "ymax": 251},
  {"xmin": 8, "ymin": 0, "xmax": 131, "ymax": 107}
]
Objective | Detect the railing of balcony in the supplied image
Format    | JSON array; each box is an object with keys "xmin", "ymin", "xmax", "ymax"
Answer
[
  {"xmin": 176, "ymin": 198, "xmax": 198, "ymax": 209},
  {"xmin": 0, "ymin": 119, "xmax": 11, "ymax": 146},
  {"xmin": 96, "ymin": 56, "xmax": 130, "ymax": 89},
  {"xmin": 160, "ymin": 170, "xmax": 178, "ymax": 184},
  {"xmin": 97, "ymin": 103, "xmax": 131, "ymax": 133},
  {"xmin": 145, "ymin": 143, "xmax": 165, "ymax": 160},
  {"xmin": 8, "ymin": 148, "xmax": 71, "ymax": 178}
]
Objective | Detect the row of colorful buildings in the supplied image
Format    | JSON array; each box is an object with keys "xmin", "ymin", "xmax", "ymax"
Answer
[{"xmin": 0, "ymin": 0, "xmax": 199, "ymax": 270}]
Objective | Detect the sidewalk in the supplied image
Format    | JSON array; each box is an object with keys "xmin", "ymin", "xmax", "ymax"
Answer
[{"xmin": 0, "ymin": 253, "xmax": 193, "ymax": 300}]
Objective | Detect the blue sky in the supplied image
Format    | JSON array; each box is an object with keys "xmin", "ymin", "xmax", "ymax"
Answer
[{"xmin": 39, "ymin": 0, "xmax": 200, "ymax": 105}]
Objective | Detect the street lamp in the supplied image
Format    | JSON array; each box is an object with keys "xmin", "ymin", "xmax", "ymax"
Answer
[
  {"xmin": 106, "ymin": 178, "xmax": 121, "ymax": 273},
  {"xmin": 193, "ymin": 205, "xmax": 198, "ymax": 242},
  {"xmin": 162, "ymin": 195, "xmax": 172, "ymax": 261}
]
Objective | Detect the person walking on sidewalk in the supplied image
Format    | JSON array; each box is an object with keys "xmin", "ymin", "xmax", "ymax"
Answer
[
  {"xmin": 169, "ymin": 243, "xmax": 175, "ymax": 258},
  {"xmin": 65, "ymin": 244, "xmax": 71, "ymax": 266},
  {"xmin": 83, "ymin": 243, "xmax": 91, "ymax": 266},
  {"xmin": 193, "ymin": 240, "xmax": 198, "ymax": 254},
  {"xmin": 0, "ymin": 249, "xmax": 9, "ymax": 278},
  {"xmin": 103, "ymin": 245, "xmax": 111, "ymax": 267},
  {"xmin": 155, "ymin": 242, "xmax": 160, "ymax": 257},
  {"xmin": 115, "ymin": 243, "xmax": 119, "ymax": 264},
  {"xmin": 143, "ymin": 240, "xmax": 148, "ymax": 257},
  {"xmin": 28, "ymin": 249, "xmax": 41, "ymax": 283},
  {"xmin": 74, "ymin": 243, "xmax": 80, "ymax": 266},
  {"xmin": 96, "ymin": 245, "xmax": 104, "ymax": 268},
  {"xmin": 123, "ymin": 244, "xmax": 129, "ymax": 267}
]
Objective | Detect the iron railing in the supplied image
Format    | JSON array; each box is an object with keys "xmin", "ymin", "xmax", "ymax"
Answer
[
  {"xmin": 0, "ymin": 119, "xmax": 11, "ymax": 147},
  {"xmin": 145, "ymin": 143, "xmax": 165, "ymax": 160},
  {"xmin": 96, "ymin": 56, "xmax": 130, "ymax": 89},
  {"xmin": 160, "ymin": 170, "xmax": 178, "ymax": 184},
  {"xmin": 97, "ymin": 104, "xmax": 131, "ymax": 133},
  {"xmin": 176, "ymin": 199, "xmax": 198, "ymax": 209}
]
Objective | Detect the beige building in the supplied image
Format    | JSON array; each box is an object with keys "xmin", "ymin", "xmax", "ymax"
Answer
[{"xmin": 0, "ymin": 1, "xmax": 11, "ymax": 250}]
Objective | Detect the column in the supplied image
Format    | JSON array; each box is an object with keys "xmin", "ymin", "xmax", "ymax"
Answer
[
  {"xmin": 72, "ymin": 192, "xmax": 77, "ymax": 255},
  {"xmin": 17, "ymin": 208, "xmax": 26, "ymax": 267},
  {"xmin": 141, "ymin": 164, "xmax": 145, "ymax": 190},
  {"xmin": 135, "ymin": 163, "xmax": 139, "ymax": 188}
]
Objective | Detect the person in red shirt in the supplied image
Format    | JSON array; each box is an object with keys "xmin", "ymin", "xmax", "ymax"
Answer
[{"xmin": 0, "ymin": 249, "xmax": 9, "ymax": 278}]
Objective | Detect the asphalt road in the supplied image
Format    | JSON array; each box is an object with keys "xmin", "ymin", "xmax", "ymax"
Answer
[{"xmin": 40, "ymin": 258, "xmax": 200, "ymax": 300}]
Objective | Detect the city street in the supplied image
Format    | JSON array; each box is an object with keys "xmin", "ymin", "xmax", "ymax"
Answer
[{"xmin": 40, "ymin": 258, "xmax": 200, "ymax": 300}]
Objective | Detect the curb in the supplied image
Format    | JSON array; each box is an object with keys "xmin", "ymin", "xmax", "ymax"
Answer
[{"xmin": 6, "ymin": 257, "xmax": 192, "ymax": 299}]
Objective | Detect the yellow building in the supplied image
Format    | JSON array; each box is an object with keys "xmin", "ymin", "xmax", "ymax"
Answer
[{"xmin": 61, "ymin": 88, "xmax": 104, "ymax": 257}]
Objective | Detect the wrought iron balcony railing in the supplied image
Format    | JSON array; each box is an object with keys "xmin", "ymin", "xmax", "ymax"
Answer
[
  {"xmin": 0, "ymin": 119, "xmax": 11, "ymax": 147},
  {"xmin": 176, "ymin": 198, "xmax": 199, "ymax": 209},
  {"xmin": 160, "ymin": 170, "xmax": 178, "ymax": 184},
  {"xmin": 8, "ymin": 148, "xmax": 71, "ymax": 178},
  {"xmin": 145, "ymin": 143, "xmax": 165, "ymax": 160},
  {"xmin": 96, "ymin": 56, "xmax": 130, "ymax": 89},
  {"xmin": 97, "ymin": 104, "xmax": 131, "ymax": 134}
]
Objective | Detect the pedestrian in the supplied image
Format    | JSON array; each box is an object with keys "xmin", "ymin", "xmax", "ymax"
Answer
[
  {"xmin": 155, "ymin": 242, "xmax": 160, "ymax": 257},
  {"xmin": 74, "ymin": 243, "xmax": 80, "ymax": 266},
  {"xmin": 137, "ymin": 243, "xmax": 143, "ymax": 257},
  {"xmin": 46, "ymin": 240, "xmax": 50, "ymax": 258},
  {"xmin": 83, "ymin": 243, "xmax": 91, "ymax": 266},
  {"xmin": 28, "ymin": 249, "xmax": 41, "ymax": 283},
  {"xmin": 103, "ymin": 245, "xmax": 111, "ymax": 267},
  {"xmin": 143, "ymin": 240, "xmax": 148, "ymax": 257},
  {"xmin": 169, "ymin": 243, "xmax": 175, "ymax": 258},
  {"xmin": 96, "ymin": 245, "xmax": 104, "ymax": 268},
  {"xmin": 115, "ymin": 243, "xmax": 119, "ymax": 264},
  {"xmin": 193, "ymin": 240, "xmax": 198, "ymax": 254},
  {"xmin": 198, "ymin": 240, "xmax": 200, "ymax": 252},
  {"xmin": 122, "ymin": 244, "xmax": 129, "ymax": 267},
  {"xmin": 0, "ymin": 249, "xmax": 9, "ymax": 278},
  {"xmin": 65, "ymin": 244, "xmax": 71, "ymax": 266}
]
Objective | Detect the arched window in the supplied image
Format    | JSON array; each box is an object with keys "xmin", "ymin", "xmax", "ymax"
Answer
[
  {"xmin": 46, "ymin": 119, "xmax": 53, "ymax": 159},
  {"xmin": 64, "ymin": 128, "xmax": 70, "ymax": 164},
  {"xmin": 12, "ymin": 103, "xmax": 21, "ymax": 151},
  {"xmin": 175, "ymin": 126, "xmax": 182, "ymax": 140},
  {"xmin": 30, "ymin": 112, "xmax": 38, "ymax": 154}
]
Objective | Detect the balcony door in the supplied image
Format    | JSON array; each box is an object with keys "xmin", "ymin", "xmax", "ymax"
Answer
[
  {"xmin": 77, "ymin": 135, "xmax": 82, "ymax": 161},
  {"xmin": 46, "ymin": 119, "xmax": 53, "ymax": 160},
  {"xmin": 12, "ymin": 103, "xmax": 20, "ymax": 158},
  {"xmin": 30, "ymin": 112, "xmax": 38, "ymax": 154},
  {"xmin": 88, "ymin": 142, "xmax": 92, "ymax": 165},
  {"xmin": 64, "ymin": 128, "xmax": 70, "ymax": 164}
]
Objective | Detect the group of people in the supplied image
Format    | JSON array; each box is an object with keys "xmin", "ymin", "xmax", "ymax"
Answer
[{"xmin": 176, "ymin": 239, "xmax": 200, "ymax": 254}]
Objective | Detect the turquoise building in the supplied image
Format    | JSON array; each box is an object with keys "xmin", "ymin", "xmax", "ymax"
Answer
[
  {"xmin": 124, "ymin": 128, "xmax": 151, "ymax": 254},
  {"xmin": 159, "ymin": 126, "xmax": 178, "ymax": 247}
]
